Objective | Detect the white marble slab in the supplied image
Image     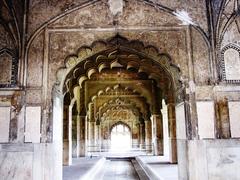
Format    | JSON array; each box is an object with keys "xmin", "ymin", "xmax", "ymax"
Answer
[
  {"xmin": 25, "ymin": 106, "xmax": 41, "ymax": 143},
  {"xmin": 52, "ymin": 97, "xmax": 63, "ymax": 180},
  {"xmin": 207, "ymin": 147, "xmax": 240, "ymax": 180},
  {"xmin": 196, "ymin": 101, "xmax": 215, "ymax": 139},
  {"xmin": 224, "ymin": 48, "xmax": 240, "ymax": 80},
  {"xmin": 176, "ymin": 103, "xmax": 186, "ymax": 139},
  {"xmin": 228, "ymin": 101, "xmax": 240, "ymax": 138},
  {"xmin": 0, "ymin": 107, "xmax": 10, "ymax": 142},
  {"xmin": 0, "ymin": 152, "xmax": 33, "ymax": 180}
]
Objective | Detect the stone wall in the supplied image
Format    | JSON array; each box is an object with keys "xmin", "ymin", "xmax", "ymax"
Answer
[{"xmin": 188, "ymin": 139, "xmax": 240, "ymax": 180}]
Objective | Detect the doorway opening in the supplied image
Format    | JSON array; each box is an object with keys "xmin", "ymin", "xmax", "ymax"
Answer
[{"xmin": 110, "ymin": 123, "xmax": 131, "ymax": 151}]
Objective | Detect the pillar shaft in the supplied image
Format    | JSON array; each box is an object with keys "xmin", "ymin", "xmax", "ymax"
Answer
[
  {"xmin": 74, "ymin": 115, "xmax": 80, "ymax": 157},
  {"xmin": 72, "ymin": 115, "xmax": 78, "ymax": 158},
  {"xmin": 63, "ymin": 105, "xmax": 72, "ymax": 166},
  {"xmin": 88, "ymin": 121, "xmax": 95, "ymax": 152},
  {"xmin": 139, "ymin": 123, "xmax": 144, "ymax": 149},
  {"xmin": 95, "ymin": 124, "xmax": 100, "ymax": 151},
  {"xmin": 151, "ymin": 113, "xmax": 163, "ymax": 156},
  {"xmin": 78, "ymin": 116, "xmax": 86, "ymax": 156},
  {"xmin": 85, "ymin": 116, "xmax": 88, "ymax": 155},
  {"xmin": 217, "ymin": 98, "xmax": 231, "ymax": 138},
  {"xmin": 145, "ymin": 120, "xmax": 152, "ymax": 152},
  {"xmin": 168, "ymin": 103, "xmax": 177, "ymax": 163}
]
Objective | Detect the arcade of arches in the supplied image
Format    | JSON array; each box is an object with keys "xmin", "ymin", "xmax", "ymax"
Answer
[
  {"xmin": 61, "ymin": 37, "xmax": 179, "ymax": 166},
  {"xmin": 0, "ymin": 0, "xmax": 240, "ymax": 180}
]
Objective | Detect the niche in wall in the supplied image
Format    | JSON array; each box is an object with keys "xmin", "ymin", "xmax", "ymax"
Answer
[
  {"xmin": 221, "ymin": 44, "xmax": 240, "ymax": 83},
  {"xmin": 0, "ymin": 48, "xmax": 18, "ymax": 88}
]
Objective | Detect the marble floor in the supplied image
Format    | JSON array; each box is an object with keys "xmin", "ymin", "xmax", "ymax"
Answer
[
  {"xmin": 101, "ymin": 160, "xmax": 140, "ymax": 180},
  {"xmin": 63, "ymin": 153, "xmax": 178, "ymax": 180}
]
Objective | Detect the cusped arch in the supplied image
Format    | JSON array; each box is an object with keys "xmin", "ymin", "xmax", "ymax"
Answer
[
  {"xmin": 89, "ymin": 85, "xmax": 151, "ymax": 118},
  {"xmin": 102, "ymin": 106, "xmax": 139, "ymax": 122},
  {"xmin": 100, "ymin": 98, "xmax": 144, "ymax": 122},
  {"xmin": 110, "ymin": 121, "xmax": 131, "ymax": 133},
  {"xmin": 55, "ymin": 35, "xmax": 182, "ymax": 103},
  {"xmin": 88, "ymin": 83, "xmax": 150, "ymax": 106}
]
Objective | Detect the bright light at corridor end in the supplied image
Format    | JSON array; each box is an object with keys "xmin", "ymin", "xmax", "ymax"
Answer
[{"xmin": 110, "ymin": 124, "xmax": 131, "ymax": 151}]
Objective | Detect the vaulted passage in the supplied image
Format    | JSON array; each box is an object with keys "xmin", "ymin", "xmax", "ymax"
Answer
[{"xmin": 60, "ymin": 36, "xmax": 180, "ymax": 168}]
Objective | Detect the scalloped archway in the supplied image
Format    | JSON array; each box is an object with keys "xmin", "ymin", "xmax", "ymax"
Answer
[
  {"xmin": 54, "ymin": 34, "xmax": 184, "ymax": 171},
  {"xmin": 56, "ymin": 35, "xmax": 182, "ymax": 103}
]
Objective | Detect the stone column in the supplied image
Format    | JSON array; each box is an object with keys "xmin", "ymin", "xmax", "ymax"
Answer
[
  {"xmin": 85, "ymin": 116, "xmax": 88, "ymax": 155},
  {"xmin": 98, "ymin": 124, "xmax": 102, "ymax": 151},
  {"xmin": 78, "ymin": 115, "xmax": 86, "ymax": 156},
  {"xmin": 63, "ymin": 105, "xmax": 72, "ymax": 165},
  {"xmin": 168, "ymin": 103, "xmax": 177, "ymax": 163},
  {"xmin": 217, "ymin": 98, "xmax": 231, "ymax": 138},
  {"xmin": 138, "ymin": 123, "xmax": 141, "ymax": 148},
  {"xmin": 72, "ymin": 115, "xmax": 78, "ymax": 158},
  {"xmin": 75, "ymin": 115, "xmax": 80, "ymax": 157},
  {"xmin": 95, "ymin": 123, "xmax": 100, "ymax": 151},
  {"xmin": 151, "ymin": 113, "xmax": 163, "ymax": 156},
  {"xmin": 145, "ymin": 120, "xmax": 152, "ymax": 153},
  {"xmin": 139, "ymin": 123, "xmax": 144, "ymax": 149},
  {"xmin": 88, "ymin": 121, "xmax": 95, "ymax": 152}
]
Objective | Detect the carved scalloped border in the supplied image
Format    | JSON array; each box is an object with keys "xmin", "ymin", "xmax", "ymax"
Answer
[
  {"xmin": 109, "ymin": 121, "xmax": 132, "ymax": 133},
  {"xmin": 100, "ymin": 97, "xmax": 145, "ymax": 122},
  {"xmin": 99, "ymin": 96, "xmax": 147, "ymax": 118},
  {"xmin": 56, "ymin": 35, "xmax": 181, "ymax": 94}
]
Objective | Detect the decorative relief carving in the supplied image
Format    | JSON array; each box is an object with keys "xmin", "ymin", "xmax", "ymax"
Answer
[
  {"xmin": 0, "ymin": 49, "xmax": 18, "ymax": 88},
  {"xmin": 220, "ymin": 44, "xmax": 240, "ymax": 83},
  {"xmin": 0, "ymin": 52, "xmax": 12, "ymax": 84},
  {"xmin": 56, "ymin": 35, "xmax": 181, "ymax": 95}
]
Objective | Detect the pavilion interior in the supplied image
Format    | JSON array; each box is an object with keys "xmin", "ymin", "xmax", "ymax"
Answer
[
  {"xmin": 0, "ymin": 0, "xmax": 240, "ymax": 180},
  {"xmin": 61, "ymin": 38, "xmax": 178, "ymax": 165}
]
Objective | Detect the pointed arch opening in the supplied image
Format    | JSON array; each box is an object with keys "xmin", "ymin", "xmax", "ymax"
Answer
[{"xmin": 110, "ymin": 122, "xmax": 131, "ymax": 152}]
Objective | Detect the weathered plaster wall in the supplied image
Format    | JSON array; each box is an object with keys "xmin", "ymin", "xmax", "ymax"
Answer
[
  {"xmin": 0, "ymin": 25, "xmax": 15, "ymax": 50},
  {"xmin": 192, "ymin": 28, "xmax": 211, "ymax": 85},
  {"xmin": 221, "ymin": 17, "xmax": 240, "ymax": 48},
  {"xmin": 27, "ymin": 0, "xmax": 208, "ymax": 37},
  {"xmin": 152, "ymin": 0, "xmax": 208, "ymax": 32}
]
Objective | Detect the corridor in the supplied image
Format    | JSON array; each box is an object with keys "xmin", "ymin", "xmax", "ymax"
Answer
[{"xmin": 63, "ymin": 155, "xmax": 178, "ymax": 180}]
